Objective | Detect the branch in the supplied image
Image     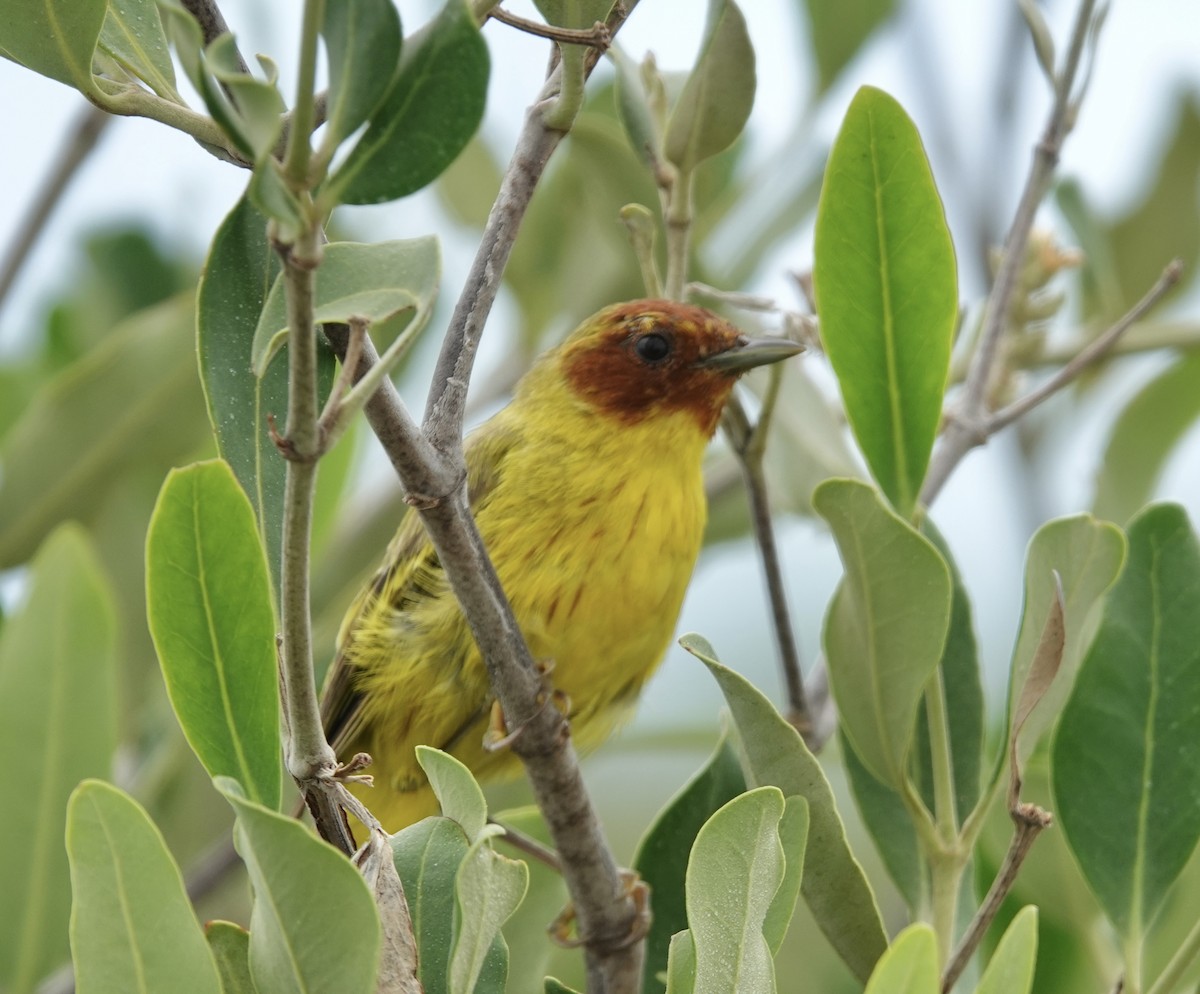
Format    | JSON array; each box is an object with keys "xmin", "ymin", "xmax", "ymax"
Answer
[
  {"xmin": 986, "ymin": 260, "xmax": 1183, "ymax": 435},
  {"xmin": 941, "ymin": 802, "xmax": 1052, "ymax": 992},
  {"xmin": 0, "ymin": 104, "xmax": 109, "ymax": 316},
  {"xmin": 487, "ymin": 5, "xmax": 611, "ymax": 49},
  {"xmin": 423, "ymin": 0, "xmax": 640, "ymax": 456},
  {"xmin": 721, "ymin": 387, "xmax": 812, "ymax": 743},
  {"xmin": 920, "ymin": 0, "xmax": 1101, "ymax": 508}
]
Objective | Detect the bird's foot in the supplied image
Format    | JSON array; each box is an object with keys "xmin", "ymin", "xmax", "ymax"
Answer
[
  {"xmin": 332, "ymin": 751, "xmax": 375, "ymax": 787},
  {"xmin": 547, "ymin": 869, "xmax": 651, "ymax": 950},
  {"xmin": 482, "ymin": 660, "xmax": 570, "ymax": 752}
]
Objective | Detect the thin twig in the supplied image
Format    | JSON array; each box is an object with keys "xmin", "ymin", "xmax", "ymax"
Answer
[
  {"xmin": 986, "ymin": 260, "xmax": 1183, "ymax": 434},
  {"xmin": 920, "ymin": 0, "xmax": 1101, "ymax": 509},
  {"xmin": 1145, "ymin": 914, "xmax": 1200, "ymax": 994},
  {"xmin": 0, "ymin": 105, "xmax": 109, "ymax": 316},
  {"xmin": 941, "ymin": 803, "xmax": 1052, "ymax": 992},
  {"xmin": 487, "ymin": 5, "xmax": 611, "ymax": 49},
  {"xmin": 721, "ymin": 389, "xmax": 811, "ymax": 743},
  {"xmin": 493, "ymin": 818, "xmax": 564, "ymax": 872}
]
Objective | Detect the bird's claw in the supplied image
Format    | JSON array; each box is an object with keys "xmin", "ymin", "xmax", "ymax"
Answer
[
  {"xmin": 333, "ymin": 751, "xmax": 375, "ymax": 787},
  {"xmin": 482, "ymin": 660, "xmax": 569, "ymax": 752},
  {"xmin": 547, "ymin": 870, "xmax": 651, "ymax": 950}
]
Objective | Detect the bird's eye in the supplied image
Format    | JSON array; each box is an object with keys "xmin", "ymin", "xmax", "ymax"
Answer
[{"xmin": 634, "ymin": 332, "xmax": 671, "ymax": 364}]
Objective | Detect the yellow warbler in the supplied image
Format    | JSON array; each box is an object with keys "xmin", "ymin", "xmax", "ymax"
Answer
[{"xmin": 321, "ymin": 299, "xmax": 801, "ymax": 829}]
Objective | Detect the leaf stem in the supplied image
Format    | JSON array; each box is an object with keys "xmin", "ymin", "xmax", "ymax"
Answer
[
  {"xmin": 1145, "ymin": 914, "xmax": 1200, "ymax": 994},
  {"xmin": 924, "ymin": 669, "xmax": 959, "ymax": 840},
  {"xmin": 663, "ymin": 167, "xmax": 694, "ymax": 301},
  {"xmin": 276, "ymin": 224, "xmax": 338, "ymax": 801},
  {"xmin": 285, "ymin": 0, "xmax": 324, "ymax": 184},
  {"xmin": 929, "ymin": 851, "xmax": 964, "ymax": 970}
]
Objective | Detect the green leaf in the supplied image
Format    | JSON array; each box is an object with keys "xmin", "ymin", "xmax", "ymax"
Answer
[
  {"xmin": 417, "ymin": 746, "xmax": 489, "ymax": 842},
  {"xmin": 762, "ymin": 796, "xmax": 808, "ymax": 956},
  {"xmin": 197, "ymin": 196, "xmax": 335, "ymax": 589},
  {"xmin": 216, "ymin": 777, "xmax": 381, "ymax": 994},
  {"xmin": 0, "ymin": 295, "xmax": 207, "ymax": 569},
  {"xmin": 917, "ymin": 520, "xmax": 984, "ymax": 819},
  {"xmin": 687, "ymin": 787, "xmax": 785, "ymax": 993},
  {"xmin": 635, "ymin": 734, "xmax": 747, "ymax": 992},
  {"xmin": 682, "ymin": 634, "xmax": 887, "ymax": 982},
  {"xmin": 66, "ymin": 781, "xmax": 221, "ymax": 994},
  {"xmin": 392, "ymin": 816, "xmax": 472, "ymax": 994},
  {"xmin": 813, "ymin": 478, "xmax": 952, "ymax": 786},
  {"xmin": 252, "ymin": 237, "xmax": 440, "ymax": 376},
  {"xmin": 841, "ymin": 732, "xmax": 923, "ymax": 909},
  {"xmin": 843, "ymin": 518, "xmax": 986, "ymax": 910},
  {"xmin": 813, "ymin": 86, "xmax": 958, "ymax": 516},
  {"xmin": 449, "ymin": 838, "xmax": 528, "ymax": 994},
  {"xmin": 544, "ymin": 979, "xmax": 583, "ymax": 994},
  {"xmin": 663, "ymin": 0, "xmax": 755, "ymax": 175},
  {"xmin": 1094, "ymin": 353, "xmax": 1200, "ymax": 524},
  {"xmin": 1006, "ymin": 515, "xmax": 1126, "ymax": 768},
  {"xmin": 207, "ymin": 39, "xmax": 286, "ymax": 163},
  {"xmin": 328, "ymin": 0, "xmax": 489, "ymax": 206},
  {"xmin": 0, "ymin": 0, "xmax": 105, "ymax": 94},
  {"xmin": 532, "ymin": 0, "xmax": 613, "ymax": 29},
  {"xmin": 1052, "ymin": 504, "xmax": 1200, "ymax": 940},
  {"xmin": 321, "ymin": 0, "xmax": 402, "ymax": 151},
  {"xmin": 0, "ymin": 528, "xmax": 116, "ymax": 994},
  {"xmin": 799, "ymin": 0, "xmax": 895, "ymax": 93},
  {"xmin": 976, "ymin": 906, "xmax": 1038, "ymax": 994},
  {"xmin": 665, "ymin": 931, "xmax": 696, "ymax": 994},
  {"xmin": 206, "ymin": 921, "xmax": 254, "ymax": 994},
  {"xmin": 146, "ymin": 460, "xmax": 280, "ymax": 809},
  {"xmin": 98, "ymin": 0, "xmax": 179, "ymax": 99},
  {"xmin": 862, "ymin": 924, "xmax": 938, "ymax": 994}
]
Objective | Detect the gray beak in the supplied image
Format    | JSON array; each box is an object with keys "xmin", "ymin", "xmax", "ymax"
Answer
[{"xmin": 697, "ymin": 336, "xmax": 805, "ymax": 373}]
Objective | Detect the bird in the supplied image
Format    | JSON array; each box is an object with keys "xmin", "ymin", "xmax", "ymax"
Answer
[{"xmin": 320, "ymin": 298, "xmax": 802, "ymax": 831}]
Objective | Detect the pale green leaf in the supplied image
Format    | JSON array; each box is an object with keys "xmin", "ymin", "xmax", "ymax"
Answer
[
  {"xmin": 1094, "ymin": 353, "xmax": 1200, "ymax": 525},
  {"xmin": 252, "ymin": 237, "xmax": 440, "ymax": 375},
  {"xmin": 976, "ymin": 906, "xmax": 1038, "ymax": 994},
  {"xmin": 862, "ymin": 924, "xmax": 938, "ymax": 994},
  {"xmin": 0, "ymin": 527, "xmax": 116, "ymax": 993},
  {"xmin": 449, "ymin": 839, "xmax": 528, "ymax": 994},
  {"xmin": 635, "ymin": 734, "xmax": 747, "ymax": 991},
  {"xmin": 417, "ymin": 746, "xmax": 489, "ymax": 843},
  {"xmin": 813, "ymin": 478, "xmax": 952, "ymax": 786},
  {"xmin": 67, "ymin": 781, "xmax": 221, "ymax": 994},
  {"xmin": 217, "ymin": 778, "xmax": 380, "ymax": 994},
  {"xmin": 663, "ymin": 0, "xmax": 756, "ymax": 174},
  {"xmin": 687, "ymin": 787, "xmax": 784, "ymax": 993},
  {"xmin": 206, "ymin": 921, "xmax": 254, "ymax": 994},
  {"xmin": 665, "ymin": 931, "xmax": 696, "ymax": 994},
  {"xmin": 98, "ymin": 0, "xmax": 178, "ymax": 99},
  {"xmin": 0, "ymin": 295, "xmax": 207, "ymax": 569},
  {"xmin": 0, "ymin": 0, "xmax": 105, "ymax": 93},
  {"xmin": 763, "ymin": 796, "xmax": 808, "ymax": 956},
  {"xmin": 1006, "ymin": 514, "xmax": 1126, "ymax": 768},
  {"xmin": 392, "ymin": 816, "xmax": 472, "ymax": 994},
  {"xmin": 799, "ymin": 0, "xmax": 895, "ymax": 93},
  {"xmin": 682, "ymin": 634, "xmax": 887, "ymax": 982}
]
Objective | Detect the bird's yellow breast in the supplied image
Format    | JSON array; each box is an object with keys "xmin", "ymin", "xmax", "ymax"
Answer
[{"xmin": 480, "ymin": 400, "xmax": 710, "ymax": 750}]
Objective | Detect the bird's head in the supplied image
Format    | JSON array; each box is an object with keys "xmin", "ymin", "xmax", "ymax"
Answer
[{"xmin": 551, "ymin": 299, "xmax": 803, "ymax": 436}]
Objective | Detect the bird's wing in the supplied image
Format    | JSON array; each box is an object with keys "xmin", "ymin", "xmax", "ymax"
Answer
[{"xmin": 319, "ymin": 416, "xmax": 524, "ymax": 757}]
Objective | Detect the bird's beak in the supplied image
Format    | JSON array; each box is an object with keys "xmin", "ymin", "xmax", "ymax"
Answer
[{"xmin": 696, "ymin": 336, "xmax": 805, "ymax": 373}]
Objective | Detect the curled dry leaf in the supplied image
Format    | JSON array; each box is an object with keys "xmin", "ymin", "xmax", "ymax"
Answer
[{"xmin": 1008, "ymin": 571, "xmax": 1066, "ymax": 811}]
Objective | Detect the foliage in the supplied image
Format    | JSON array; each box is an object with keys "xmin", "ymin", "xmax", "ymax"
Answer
[{"xmin": 2, "ymin": 0, "xmax": 1200, "ymax": 993}]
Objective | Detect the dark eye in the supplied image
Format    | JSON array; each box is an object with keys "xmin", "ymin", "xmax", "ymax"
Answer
[{"xmin": 634, "ymin": 332, "xmax": 671, "ymax": 363}]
